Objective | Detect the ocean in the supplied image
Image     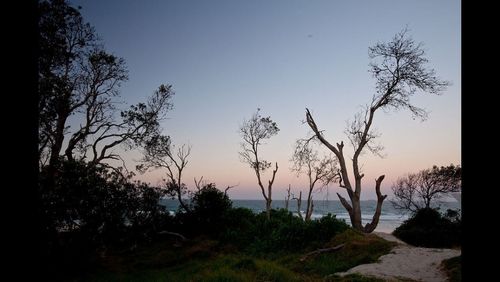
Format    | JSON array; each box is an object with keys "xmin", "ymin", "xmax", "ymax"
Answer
[{"xmin": 160, "ymin": 199, "xmax": 461, "ymax": 233}]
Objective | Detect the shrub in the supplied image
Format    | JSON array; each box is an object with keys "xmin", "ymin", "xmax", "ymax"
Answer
[
  {"xmin": 40, "ymin": 160, "xmax": 170, "ymax": 246},
  {"xmin": 219, "ymin": 207, "xmax": 257, "ymax": 246},
  {"xmin": 39, "ymin": 159, "xmax": 172, "ymax": 278},
  {"xmin": 189, "ymin": 183, "xmax": 233, "ymax": 236},
  {"xmin": 220, "ymin": 208, "xmax": 349, "ymax": 254},
  {"xmin": 393, "ymin": 208, "xmax": 461, "ymax": 248}
]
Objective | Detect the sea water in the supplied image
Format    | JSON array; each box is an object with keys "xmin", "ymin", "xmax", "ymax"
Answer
[{"xmin": 160, "ymin": 199, "xmax": 461, "ymax": 233}]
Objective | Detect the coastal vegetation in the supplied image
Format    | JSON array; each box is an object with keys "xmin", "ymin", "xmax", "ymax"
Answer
[
  {"xmin": 40, "ymin": 159, "xmax": 395, "ymax": 280},
  {"xmin": 38, "ymin": 0, "xmax": 460, "ymax": 280},
  {"xmin": 391, "ymin": 164, "xmax": 461, "ymax": 249},
  {"xmin": 393, "ymin": 207, "xmax": 461, "ymax": 248}
]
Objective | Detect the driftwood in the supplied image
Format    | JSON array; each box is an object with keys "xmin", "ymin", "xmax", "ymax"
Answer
[
  {"xmin": 158, "ymin": 231, "xmax": 187, "ymax": 241},
  {"xmin": 299, "ymin": 243, "xmax": 345, "ymax": 262}
]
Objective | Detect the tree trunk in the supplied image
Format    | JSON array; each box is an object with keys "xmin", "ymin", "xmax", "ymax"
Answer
[
  {"xmin": 364, "ymin": 175, "xmax": 387, "ymax": 233},
  {"xmin": 266, "ymin": 199, "xmax": 272, "ymax": 219},
  {"xmin": 294, "ymin": 191, "xmax": 303, "ymax": 220},
  {"xmin": 48, "ymin": 114, "xmax": 68, "ymax": 168},
  {"xmin": 306, "ymin": 109, "xmax": 386, "ymax": 233},
  {"xmin": 305, "ymin": 184, "xmax": 314, "ymax": 221},
  {"xmin": 351, "ymin": 197, "xmax": 363, "ymax": 230},
  {"xmin": 285, "ymin": 184, "xmax": 291, "ymax": 210}
]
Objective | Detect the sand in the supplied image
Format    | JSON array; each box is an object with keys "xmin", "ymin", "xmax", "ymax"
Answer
[{"xmin": 337, "ymin": 232, "xmax": 461, "ymax": 282}]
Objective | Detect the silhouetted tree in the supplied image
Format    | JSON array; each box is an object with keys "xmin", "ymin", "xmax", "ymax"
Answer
[
  {"xmin": 190, "ymin": 183, "xmax": 232, "ymax": 234},
  {"xmin": 284, "ymin": 184, "xmax": 291, "ymax": 210},
  {"xmin": 292, "ymin": 191, "xmax": 303, "ymax": 220},
  {"xmin": 239, "ymin": 108, "xmax": 279, "ymax": 219},
  {"xmin": 39, "ymin": 159, "xmax": 167, "ymax": 247},
  {"xmin": 291, "ymin": 139, "xmax": 339, "ymax": 220},
  {"xmin": 305, "ymin": 28, "xmax": 449, "ymax": 232},
  {"xmin": 391, "ymin": 164, "xmax": 461, "ymax": 213},
  {"xmin": 39, "ymin": 0, "xmax": 173, "ymax": 175},
  {"xmin": 138, "ymin": 136, "xmax": 192, "ymax": 212}
]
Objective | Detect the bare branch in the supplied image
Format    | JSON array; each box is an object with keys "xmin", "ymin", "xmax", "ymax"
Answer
[
  {"xmin": 291, "ymin": 138, "xmax": 340, "ymax": 220},
  {"xmin": 194, "ymin": 176, "xmax": 204, "ymax": 191},
  {"xmin": 364, "ymin": 175, "xmax": 387, "ymax": 233},
  {"xmin": 139, "ymin": 138, "xmax": 192, "ymax": 212},
  {"xmin": 224, "ymin": 183, "xmax": 239, "ymax": 196},
  {"xmin": 300, "ymin": 244, "xmax": 345, "ymax": 262}
]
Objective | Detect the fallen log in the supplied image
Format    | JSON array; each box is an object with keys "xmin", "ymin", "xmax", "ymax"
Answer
[
  {"xmin": 299, "ymin": 243, "xmax": 345, "ymax": 262},
  {"xmin": 158, "ymin": 231, "xmax": 187, "ymax": 241}
]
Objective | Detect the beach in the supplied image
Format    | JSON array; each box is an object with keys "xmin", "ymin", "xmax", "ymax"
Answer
[{"xmin": 338, "ymin": 232, "xmax": 461, "ymax": 281}]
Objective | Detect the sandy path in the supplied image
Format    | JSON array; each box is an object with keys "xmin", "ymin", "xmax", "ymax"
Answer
[{"xmin": 337, "ymin": 233, "xmax": 461, "ymax": 282}]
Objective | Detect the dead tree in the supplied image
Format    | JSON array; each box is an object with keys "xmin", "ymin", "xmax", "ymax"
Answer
[
  {"xmin": 292, "ymin": 191, "xmax": 303, "ymax": 220},
  {"xmin": 291, "ymin": 139, "xmax": 339, "ymax": 220},
  {"xmin": 285, "ymin": 184, "xmax": 291, "ymax": 210},
  {"xmin": 138, "ymin": 137, "xmax": 192, "ymax": 212},
  {"xmin": 239, "ymin": 108, "xmax": 279, "ymax": 219},
  {"xmin": 305, "ymin": 28, "xmax": 449, "ymax": 232}
]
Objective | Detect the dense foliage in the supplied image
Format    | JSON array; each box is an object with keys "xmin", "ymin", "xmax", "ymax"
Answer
[
  {"xmin": 188, "ymin": 183, "xmax": 233, "ymax": 235},
  {"xmin": 170, "ymin": 188, "xmax": 350, "ymax": 255},
  {"xmin": 39, "ymin": 159, "xmax": 171, "ymax": 278},
  {"xmin": 221, "ymin": 208, "xmax": 349, "ymax": 254},
  {"xmin": 39, "ymin": 160, "xmax": 353, "ymax": 279},
  {"xmin": 393, "ymin": 207, "xmax": 461, "ymax": 248}
]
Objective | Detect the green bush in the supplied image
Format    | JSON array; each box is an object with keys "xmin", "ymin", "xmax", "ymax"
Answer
[
  {"xmin": 393, "ymin": 208, "xmax": 461, "ymax": 248},
  {"xmin": 219, "ymin": 207, "xmax": 258, "ymax": 246},
  {"xmin": 220, "ymin": 208, "xmax": 349, "ymax": 254},
  {"xmin": 39, "ymin": 159, "xmax": 172, "ymax": 279},
  {"xmin": 40, "ymin": 160, "xmax": 170, "ymax": 245},
  {"xmin": 190, "ymin": 183, "xmax": 233, "ymax": 235}
]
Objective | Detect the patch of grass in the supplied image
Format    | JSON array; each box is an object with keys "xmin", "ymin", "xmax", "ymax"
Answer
[
  {"xmin": 441, "ymin": 255, "xmax": 461, "ymax": 282},
  {"xmin": 255, "ymin": 259, "xmax": 300, "ymax": 282},
  {"xmin": 297, "ymin": 229, "xmax": 396, "ymax": 276},
  {"xmin": 78, "ymin": 228, "xmax": 396, "ymax": 281}
]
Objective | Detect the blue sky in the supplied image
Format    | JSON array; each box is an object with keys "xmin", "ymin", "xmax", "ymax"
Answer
[{"xmin": 72, "ymin": 0, "xmax": 461, "ymax": 200}]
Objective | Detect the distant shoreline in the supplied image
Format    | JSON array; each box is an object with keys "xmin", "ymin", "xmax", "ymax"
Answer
[{"xmin": 161, "ymin": 199, "xmax": 460, "ymax": 233}]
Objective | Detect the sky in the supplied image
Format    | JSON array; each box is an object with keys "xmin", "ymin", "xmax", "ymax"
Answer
[{"xmin": 71, "ymin": 0, "xmax": 461, "ymax": 200}]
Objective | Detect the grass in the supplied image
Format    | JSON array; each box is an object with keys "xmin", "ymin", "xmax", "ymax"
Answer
[
  {"xmin": 441, "ymin": 255, "xmax": 461, "ymax": 282},
  {"xmin": 78, "ymin": 229, "xmax": 396, "ymax": 282},
  {"xmin": 295, "ymin": 229, "xmax": 397, "ymax": 276}
]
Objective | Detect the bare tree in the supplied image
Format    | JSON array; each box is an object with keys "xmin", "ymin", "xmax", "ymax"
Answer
[
  {"xmin": 239, "ymin": 108, "xmax": 279, "ymax": 219},
  {"xmin": 292, "ymin": 191, "xmax": 303, "ymax": 220},
  {"xmin": 391, "ymin": 164, "xmax": 461, "ymax": 214},
  {"xmin": 291, "ymin": 139, "xmax": 339, "ymax": 220},
  {"xmin": 138, "ymin": 136, "xmax": 192, "ymax": 212},
  {"xmin": 285, "ymin": 184, "xmax": 291, "ymax": 210},
  {"xmin": 305, "ymin": 28, "xmax": 449, "ymax": 233}
]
